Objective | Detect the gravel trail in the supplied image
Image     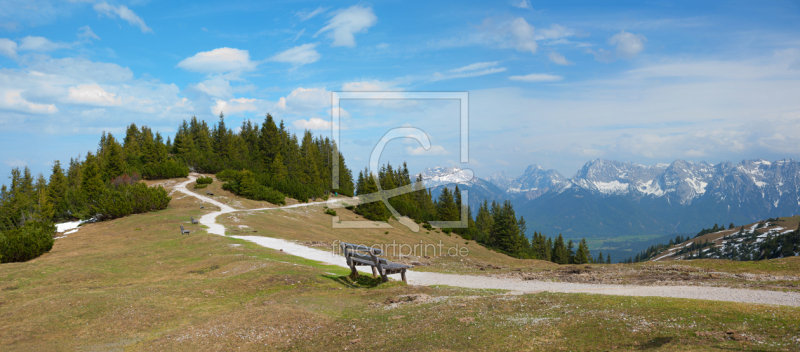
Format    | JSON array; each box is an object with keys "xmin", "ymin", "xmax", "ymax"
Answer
[{"xmin": 175, "ymin": 176, "xmax": 800, "ymax": 307}]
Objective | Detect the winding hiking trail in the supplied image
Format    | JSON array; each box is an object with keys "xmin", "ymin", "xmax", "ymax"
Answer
[{"xmin": 175, "ymin": 176, "xmax": 800, "ymax": 307}]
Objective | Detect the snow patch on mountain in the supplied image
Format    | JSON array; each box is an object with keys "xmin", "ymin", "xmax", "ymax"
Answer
[{"xmin": 418, "ymin": 166, "xmax": 475, "ymax": 188}]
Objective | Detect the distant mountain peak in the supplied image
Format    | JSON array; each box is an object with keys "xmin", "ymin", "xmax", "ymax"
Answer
[{"xmin": 417, "ymin": 166, "xmax": 475, "ymax": 187}]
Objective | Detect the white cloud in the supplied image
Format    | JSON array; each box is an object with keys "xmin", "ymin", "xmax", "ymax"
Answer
[
  {"xmin": 297, "ymin": 7, "xmax": 327, "ymax": 21},
  {"xmin": 292, "ymin": 28, "xmax": 305, "ymax": 42},
  {"xmin": 451, "ymin": 61, "xmax": 500, "ymax": 73},
  {"xmin": 508, "ymin": 73, "xmax": 562, "ymax": 82},
  {"xmin": 78, "ymin": 26, "xmax": 100, "ymax": 41},
  {"xmin": 293, "ymin": 117, "xmax": 332, "ymax": 130},
  {"xmin": 432, "ymin": 61, "xmax": 507, "ymax": 81},
  {"xmin": 342, "ymin": 80, "xmax": 395, "ymax": 91},
  {"xmin": 0, "ymin": 54, "xmax": 191, "ymax": 132},
  {"xmin": 18, "ymin": 36, "xmax": 71, "ymax": 52},
  {"xmin": 27, "ymin": 56, "xmax": 134, "ymax": 83},
  {"xmin": 406, "ymin": 145, "xmax": 450, "ymax": 156},
  {"xmin": 190, "ymin": 75, "xmax": 234, "ymax": 99},
  {"xmin": 177, "ymin": 48, "xmax": 257, "ymax": 74},
  {"xmin": 548, "ymin": 52, "xmax": 572, "ymax": 65},
  {"xmin": 512, "ymin": 0, "xmax": 532, "ymax": 9},
  {"xmin": 608, "ymin": 30, "xmax": 647, "ymax": 58},
  {"xmin": 4, "ymin": 158, "xmax": 27, "ymax": 168},
  {"xmin": 212, "ymin": 97, "xmax": 260, "ymax": 116},
  {"xmin": 67, "ymin": 84, "xmax": 121, "ymax": 106},
  {"xmin": 270, "ymin": 43, "xmax": 320, "ymax": 66},
  {"xmin": 588, "ymin": 48, "xmax": 615, "ymax": 63},
  {"xmin": 0, "ymin": 38, "xmax": 17, "ymax": 58},
  {"xmin": 329, "ymin": 107, "xmax": 351, "ymax": 119},
  {"xmin": 315, "ymin": 5, "xmax": 377, "ymax": 47},
  {"xmin": 534, "ymin": 24, "xmax": 574, "ymax": 41},
  {"xmin": 0, "ymin": 89, "xmax": 58, "ymax": 114},
  {"xmin": 278, "ymin": 87, "xmax": 330, "ymax": 112},
  {"xmin": 477, "ymin": 17, "xmax": 538, "ymax": 54},
  {"xmin": 93, "ymin": 2, "xmax": 152, "ymax": 33}
]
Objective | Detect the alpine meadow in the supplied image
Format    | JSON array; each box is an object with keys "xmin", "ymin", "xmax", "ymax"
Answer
[{"xmin": 2, "ymin": 1, "xmax": 800, "ymax": 351}]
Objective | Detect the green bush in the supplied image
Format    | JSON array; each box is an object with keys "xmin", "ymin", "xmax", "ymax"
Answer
[
  {"xmin": 193, "ymin": 183, "xmax": 208, "ymax": 189},
  {"xmin": 324, "ymin": 208, "xmax": 337, "ymax": 216},
  {"xmin": 141, "ymin": 159, "xmax": 190, "ymax": 180},
  {"xmin": 196, "ymin": 176, "xmax": 213, "ymax": 185},
  {"xmin": 0, "ymin": 221, "xmax": 55, "ymax": 263},
  {"xmin": 94, "ymin": 182, "xmax": 171, "ymax": 220},
  {"xmin": 220, "ymin": 169, "xmax": 286, "ymax": 205},
  {"xmin": 216, "ymin": 169, "xmax": 239, "ymax": 182}
]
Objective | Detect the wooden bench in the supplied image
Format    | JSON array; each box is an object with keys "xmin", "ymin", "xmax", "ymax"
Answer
[
  {"xmin": 191, "ymin": 217, "xmax": 198, "ymax": 224},
  {"xmin": 340, "ymin": 242, "xmax": 411, "ymax": 283},
  {"xmin": 206, "ymin": 191, "xmax": 214, "ymax": 196},
  {"xmin": 180, "ymin": 225, "xmax": 190, "ymax": 235}
]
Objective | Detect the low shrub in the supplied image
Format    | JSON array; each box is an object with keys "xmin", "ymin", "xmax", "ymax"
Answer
[
  {"xmin": 324, "ymin": 208, "xmax": 337, "ymax": 216},
  {"xmin": 94, "ymin": 182, "xmax": 171, "ymax": 220},
  {"xmin": 0, "ymin": 221, "xmax": 55, "ymax": 263},
  {"xmin": 194, "ymin": 183, "xmax": 208, "ymax": 189},
  {"xmin": 141, "ymin": 159, "xmax": 189, "ymax": 180},
  {"xmin": 196, "ymin": 176, "xmax": 213, "ymax": 185},
  {"xmin": 220, "ymin": 169, "xmax": 286, "ymax": 205}
]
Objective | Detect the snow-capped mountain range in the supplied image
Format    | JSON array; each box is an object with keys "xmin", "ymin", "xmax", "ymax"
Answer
[
  {"xmin": 487, "ymin": 165, "xmax": 567, "ymax": 200},
  {"xmin": 418, "ymin": 158, "xmax": 800, "ymax": 240}
]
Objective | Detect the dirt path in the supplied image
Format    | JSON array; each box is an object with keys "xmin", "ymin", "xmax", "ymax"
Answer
[{"xmin": 175, "ymin": 176, "xmax": 800, "ymax": 307}]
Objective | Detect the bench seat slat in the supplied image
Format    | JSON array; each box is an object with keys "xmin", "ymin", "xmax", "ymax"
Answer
[
  {"xmin": 350, "ymin": 258, "xmax": 376, "ymax": 266},
  {"xmin": 350, "ymin": 252, "xmax": 387, "ymax": 264}
]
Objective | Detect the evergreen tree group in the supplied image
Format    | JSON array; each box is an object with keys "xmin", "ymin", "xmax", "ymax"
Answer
[
  {"xmin": 353, "ymin": 163, "xmax": 593, "ymax": 264},
  {"xmin": 174, "ymin": 113, "xmax": 354, "ymax": 203},
  {"xmin": 0, "ymin": 124, "xmax": 178, "ymax": 263}
]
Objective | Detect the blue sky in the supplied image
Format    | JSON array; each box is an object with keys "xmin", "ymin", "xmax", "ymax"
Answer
[{"xmin": 1, "ymin": 0, "xmax": 800, "ymax": 183}]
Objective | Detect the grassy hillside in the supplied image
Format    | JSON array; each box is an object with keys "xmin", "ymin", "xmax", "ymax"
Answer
[
  {"xmin": 1, "ymin": 178, "xmax": 799, "ymax": 350},
  {"xmin": 646, "ymin": 215, "xmax": 800, "ymax": 264}
]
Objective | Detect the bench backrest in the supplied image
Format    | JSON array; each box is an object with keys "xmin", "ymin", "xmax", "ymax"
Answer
[
  {"xmin": 340, "ymin": 242, "xmax": 386, "ymax": 271},
  {"xmin": 340, "ymin": 242, "xmax": 382, "ymax": 255},
  {"xmin": 180, "ymin": 225, "xmax": 185, "ymax": 231}
]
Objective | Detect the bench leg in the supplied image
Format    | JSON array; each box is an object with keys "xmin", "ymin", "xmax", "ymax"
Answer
[
  {"xmin": 380, "ymin": 270, "xmax": 388, "ymax": 283},
  {"xmin": 349, "ymin": 264, "xmax": 358, "ymax": 279},
  {"xmin": 371, "ymin": 266, "xmax": 378, "ymax": 278},
  {"xmin": 401, "ymin": 269, "xmax": 407, "ymax": 284}
]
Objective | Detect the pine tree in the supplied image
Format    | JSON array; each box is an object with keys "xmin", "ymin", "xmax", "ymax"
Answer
[
  {"xmin": 567, "ymin": 239, "xmax": 575, "ymax": 264},
  {"xmin": 81, "ymin": 153, "xmax": 105, "ymax": 215},
  {"xmin": 551, "ymin": 234, "xmax": 568, "ymax": 264},
  {"xmin": 435, "ymin": 187, "xmax": 458, "ymax": 222},
  {"xmin": 354, "ymin": 169, "xmax": 390, "ymax": 221},
  {"xmin": 574, "ymin": 238, "xmax": 590, "ymax": 264},
  {"xmin": 271, "ymin": 152, "xmax": 288, "ymax": 182},
  {"xmin": 47, "ymin": 161, "xmax": 68, "ymax": 220},
  {"xmin": 33, "ymin": 174, "xmax": 54, "ymax": 222},
  {"xmin": 103, "ymin": 134, "xmax": 125, "ymax": 181},
  {"xmin": 259, "ymin": 114, "xmax": 281, "ymax": 164}
]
